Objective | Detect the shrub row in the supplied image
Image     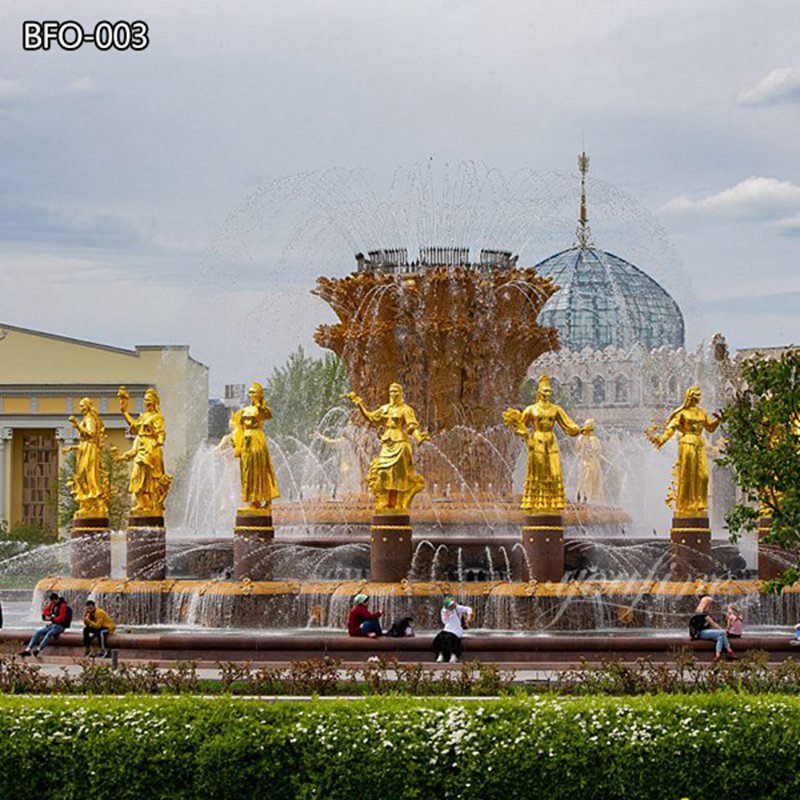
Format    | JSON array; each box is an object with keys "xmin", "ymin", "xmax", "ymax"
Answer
[
  {"xmin": 1, "ymin": 693, "xmax": 800, "ymax": 799},
  {"xmin": 2, "ymin": 650, "xmax": 800, "ymax": 696}
]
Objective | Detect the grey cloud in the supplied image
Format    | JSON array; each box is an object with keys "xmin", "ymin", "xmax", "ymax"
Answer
[{"xmin": 738, "ymin": 66, "xmax": 800, "ymax": 107}]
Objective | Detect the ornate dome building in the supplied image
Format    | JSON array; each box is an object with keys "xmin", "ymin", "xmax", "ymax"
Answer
[{"xmin": 534, "ymin": 153, "xmax": 685, "ymax": 353}]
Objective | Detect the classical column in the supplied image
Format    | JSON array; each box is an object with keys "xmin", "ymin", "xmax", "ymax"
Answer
[{"xmin": 0, "ymin": 427, "xmax": 13, "ymax": 525}]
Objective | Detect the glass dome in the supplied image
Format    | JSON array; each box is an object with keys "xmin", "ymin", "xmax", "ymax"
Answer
[{"xmin": 534, "ymin": 244, "xmax": 685, "ymax": 352}]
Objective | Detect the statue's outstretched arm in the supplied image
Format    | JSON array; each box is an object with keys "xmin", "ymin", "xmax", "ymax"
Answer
[
  {"xmin": 502, "ymin": 407, "xmax": 527, "ymax": 438},
  {"xmin": 344, "ymin": 392, "xmax": 381, "ymax": 425},
  {"xmin": 555, "ymin": 405, "xmax": 582, "ymax": 437}
]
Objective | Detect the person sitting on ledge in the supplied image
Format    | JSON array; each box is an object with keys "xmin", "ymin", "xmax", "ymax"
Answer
[
  {"xmin": 20, "ymin": 592, "xmax": 71, "ymax": 657},
  {"xmin": 83, "ymin": 600, "xmax": 115, "ymax": 658},
  {"xmin": 433, "ymin": 596, "xmax": 473, "ymax": 664},
  {"xmin": 725, "ymin": 603, "xmax": 743, "ymax": 639},
  {"xmin": 347, "ymin": 594, "xmax": 382, "ymax": 638},
  {"xmin": 689, "ymin": 595, "xmax": 736, "ymax": 662}
]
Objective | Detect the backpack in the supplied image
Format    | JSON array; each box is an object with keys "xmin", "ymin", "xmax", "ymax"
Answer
[
  {"xmin": 54, "ymin": 600, "xmax": 73, "ymax": 629},
  {"xmin": 386, "ymin": 616, "xmax": 415, "ymax": 638},
  {"xmin": 688, "ymin": 614, "xmax": 705, "ymax": 640}
]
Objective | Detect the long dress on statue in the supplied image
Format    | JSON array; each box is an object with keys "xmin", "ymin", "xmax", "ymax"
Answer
[
  {"xmin": 520, "ymin": 402, "xmax": 581, "ymax": 513},
  {"xmin": 366, "ymin": 403, "xmax": 425, "ymax": 508},
  {"xmin": 663, "ymin": 406, "xmax": 718, "ymax": 515},
  {"xmin": 234, "ymin": 405, "xmax": 280, "ymax": 507}
]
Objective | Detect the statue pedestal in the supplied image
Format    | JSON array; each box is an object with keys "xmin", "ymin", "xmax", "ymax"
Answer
[
  {"xmin": 126, "ymin": 516, "xmax": 166, "ymax": 580},
  {"xmin": 370, "ymin": 513, "xmax": 412, "ymax": 582},
  {"xmin": 757, "ymin": 517, "xmax": 785, "ymax": 581},
  {"xmin": 520, "ymin": 514, "xmax": 565, "ymax": 582},
  {"xmin": 70, "ymin": 516, "xmax": 111, "ymax": 578},
  {"xmin": 233, "ymin": 511, "xmax": 274, "ymax": 580},
  {"xmin": 669, "ymin": 516, "xmax": 711, "ymax": 580}
]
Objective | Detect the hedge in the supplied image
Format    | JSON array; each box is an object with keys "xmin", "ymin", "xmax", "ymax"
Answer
[{"xmin": 1, "ymin": 693, "xmax": 800, "ymax": 799}]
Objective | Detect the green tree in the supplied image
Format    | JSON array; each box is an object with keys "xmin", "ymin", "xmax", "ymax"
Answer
[
  {"xmin": 53, "ymin": 450, "xmax": 130, "ymax": 531},
  {"xmin": 718, "ymin": 350, "xmax": 800, "ymax": 588},
  {"xmin": 263, "ymin": 347, "xmax": 349, "ymax": 448}
]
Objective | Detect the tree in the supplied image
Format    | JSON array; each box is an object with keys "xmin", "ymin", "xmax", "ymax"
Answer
[
  {"xmin": 717, "ymin": 350, "xmax": 800, "ymax": 588},
  {"xmin": 263, "ymin": 347, "xmax": 350, "ymax": 449},
  {"xmin": 53, "ymin": 450, "xmax": 131, "ymax": 532}
]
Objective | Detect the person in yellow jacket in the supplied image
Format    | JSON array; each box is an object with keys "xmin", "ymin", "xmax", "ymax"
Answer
[{"xmin": 83, "ymin": 600, "xmax": 115, "ymax": 658}]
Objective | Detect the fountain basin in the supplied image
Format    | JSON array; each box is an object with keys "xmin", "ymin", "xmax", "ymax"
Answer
[{"xmin": 36, "ymin": 577, "xmax": 800, "ymax": 632}]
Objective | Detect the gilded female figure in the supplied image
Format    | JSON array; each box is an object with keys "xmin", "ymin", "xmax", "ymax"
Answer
[
  {"xmin": 575, "ymin": 418, "xmax": 606, "ymax": 504},
  {"xmin": 345, "ymin": 382, "xmax": 429, "ymax": 513},
  {"xmin": 503, "ymin": 375, "xmax": 584, "ymax": 513},
  {"xmin": 113, "ymin": 387, "xmax": 172, "ymax": 516},
  {"xmin": 652, "ymin": 385, "xmax": 722, "ymax": 516},
  {"xmin": 230, "ymin": 382, "xmax": 279, "ymax": 510},
  {"xmin": 65, "ymin": 398, "xmax": 107, "ymax": 516}
]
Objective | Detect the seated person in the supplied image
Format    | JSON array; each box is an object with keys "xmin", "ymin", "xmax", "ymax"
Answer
[
  {"xmin": 20, "ymin": 592, "xmax": 71, "ymax": 657},
  {"xmin": 83, "ymin": 600, "xmax": 115, "ymax": 657},
  {"xmin": 689, "ymin": 595, "xmax": 736, "ymax": 661},
  {"xmin": 347, "ymin": 594, "xmax": 382, "ymax": 638}
]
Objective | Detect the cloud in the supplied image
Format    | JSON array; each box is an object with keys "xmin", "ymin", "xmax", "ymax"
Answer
[
  {"xmin": 738, "ymin": 66, "xmax": 800, "ymax": 107},
  {"xmin": 61, "ymin": 77, "xmax": 99, "ymax": 96},
  {"xmin": 0, "ymin": 79, "xmax": 27, "ymax": 100},
  {"xmin": 664, "ymin": 177, "xmax": 800, "ymax": 221}
]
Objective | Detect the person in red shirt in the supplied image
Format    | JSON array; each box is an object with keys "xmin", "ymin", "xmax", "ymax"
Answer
[
  {"xmin": 20, "ymin": 592, "xmax": 70, "ymax": 657},
  {"xmin": 347, "ymin": 594, "xmax": 382, "ymax": 637}
]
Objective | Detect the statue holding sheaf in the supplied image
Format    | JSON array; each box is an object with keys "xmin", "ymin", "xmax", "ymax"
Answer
[
  {"xmin": 63, "ymin": 397, "xmax": 109, "ymax": 517},
  {"xmin": 345, "ymin": 382, "xmax": 429, "ymax": 513},
  {"xmin": 112, "ymin": 386, "xmax": 173, "ymax": 516}
]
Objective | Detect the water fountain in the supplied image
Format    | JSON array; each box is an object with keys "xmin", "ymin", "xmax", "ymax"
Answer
[{"xmin": 16, "ymin": 158, "xmax": 799, "ymax": 641}]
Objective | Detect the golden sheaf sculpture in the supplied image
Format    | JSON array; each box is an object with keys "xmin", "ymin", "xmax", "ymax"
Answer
[{"xmin": 345, "ymin": 382, "xmax": 429, "ymax": 513}]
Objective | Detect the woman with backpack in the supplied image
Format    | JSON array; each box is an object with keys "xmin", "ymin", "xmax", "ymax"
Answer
[{"xmin": 689, "ymin": 595, "xmax": 736, "ymax": 662}]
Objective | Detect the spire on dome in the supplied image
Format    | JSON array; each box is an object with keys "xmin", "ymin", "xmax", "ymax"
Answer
[{"xmin": 576, "ymin": 151, "xmax": 593, "ymax": 248}]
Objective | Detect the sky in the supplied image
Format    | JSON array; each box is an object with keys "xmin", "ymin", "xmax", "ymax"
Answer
[{"xmin": 0, "ymin": 0, "xmax": 798, "ymax": 393}]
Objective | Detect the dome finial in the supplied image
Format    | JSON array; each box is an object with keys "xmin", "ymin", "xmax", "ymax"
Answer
[{"xmin": 576, "ymin": 151, "xmax": 593, "ymax": 248}]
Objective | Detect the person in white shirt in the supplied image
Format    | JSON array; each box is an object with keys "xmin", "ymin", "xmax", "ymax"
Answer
[{"xmin": 433, "ymin": 596, "xmax": 473, "ymax": 663}]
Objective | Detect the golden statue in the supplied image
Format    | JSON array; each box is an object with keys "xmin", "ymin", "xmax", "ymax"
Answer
[
  {"xmin": 503, "ymin": 375, "xmax": 584, "ymax": 513},
  {"xmin": 229, "ymin": 382, "xmax": 279, "ymax": 511},
  {"xmin": 575, "ymin": 418, "xmax": 606, "ymax": 504},
  {"xmin": 345, "ymin": 382, "xmax": 430, "ymax": 513},
  {"xmin": 648, "ymin": 385, "xmax": 722, "ymax": 516},
  {"xmin": 63, "ymin": 398, "xmax": 108, "ymax": 517},
  {"xmin": 112, "ymin": 387, "xmax": 172, "ymax": 516}
]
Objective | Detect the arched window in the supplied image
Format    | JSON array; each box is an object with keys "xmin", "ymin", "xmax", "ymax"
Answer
[
  {"xmin": 570, "ymin": 376, "xmax": 583, "ymax": 404},
  {"xmin": 615, "ymin": 375, "xmax": 630, "ymax": 403},
  {"xmin": 668, "ymin": 375, "xmax": 679, "ymax": 403},
  {"xmin": 650, "ymin": 375, "xmax": 661, "ymax": 403},
  {"xmin": 593, "ymin": 376, "xmax": 606, "ymax": 405}
]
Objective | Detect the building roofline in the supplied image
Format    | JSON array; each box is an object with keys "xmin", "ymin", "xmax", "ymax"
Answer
[{"xmin": 0, "ymin": 322, "xmax": 208, "ymax": 369}]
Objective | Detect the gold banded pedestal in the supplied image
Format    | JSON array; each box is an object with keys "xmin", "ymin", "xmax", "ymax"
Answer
[
  {"xmin": 370, "ymin": 513, "xmax": 412, "ymax": 582},
  {"xmin": 127, "ymin": 515, "xmax": 167, "ymax": 581},
  {"xmin": 521, "ymin": 513, "xmax": 565, "ymax": 582},
  {"xmin": 757, "ymin": 516, "xmax": 785, "ymax": 581},
  {"xmin": 669, "ymin": 515, "xmax": 711, "ymax": 580},
  {"xmin": 70, "ymin": 516, "xmax": 111, "ymax": 578},
  {"xmin": 233, "ymin": 510, "xmax": 274, "ymax": 581}
]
